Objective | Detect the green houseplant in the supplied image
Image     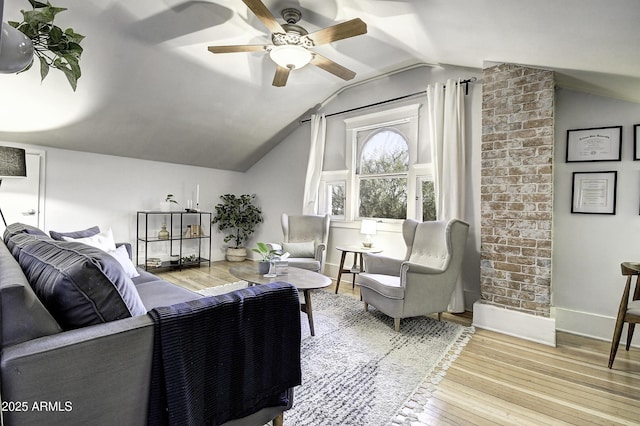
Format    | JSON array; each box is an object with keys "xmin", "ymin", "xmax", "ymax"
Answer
[
  {"xmin": 212, "ymin": 194, "xmax": 263, "ymax": 261},
  {"xmin": 9, "ymin": 0, "xmax": 85, "ymax": 90},
  {"xmin": 252, "ymin": 242, "xmax": 281, "ymax": 274}
]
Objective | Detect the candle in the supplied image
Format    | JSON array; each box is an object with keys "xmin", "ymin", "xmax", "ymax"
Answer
[{"xmin": 196, "ymin": 184, "xmax": 200, "ymax": 205}]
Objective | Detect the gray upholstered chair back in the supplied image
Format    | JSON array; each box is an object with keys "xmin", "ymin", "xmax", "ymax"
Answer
[
  {"xmin": 281, "ymin": 214, "xmax": 330, "ymax": 246},
  {"xmin": 408, "ymin": 220, "xmax": 451, "ymax": 270},
  {"xmin": 401, "ymin": 219, "xmax": 419, "ymax": 260}
]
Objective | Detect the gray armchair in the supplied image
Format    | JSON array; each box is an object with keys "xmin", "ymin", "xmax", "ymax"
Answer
[
  {"xmin": 271, "ymin": 213, "xmax": 330, "ymax": 273},
  {"xmin": 357, "ymin": 219, "xmax": 469, "ymax": 331}
]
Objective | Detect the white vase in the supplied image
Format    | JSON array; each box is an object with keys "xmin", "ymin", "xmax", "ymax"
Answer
[{"xmin": 159, "ymin": 201, "xmax": 171, "ymax": 212}]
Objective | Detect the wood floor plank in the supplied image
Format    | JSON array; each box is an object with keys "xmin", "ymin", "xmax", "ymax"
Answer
[
  {"xmin": 420, "ymin": 394, "xmax": 498, "ymax": 426},
  {"xmin": 452, "ymin": 354, "xmax": 640, "ymax": 421},
  {"xmin": 157, "ymin": 262, "xmax": 640, "ymax": 425},
  {"xmin": 458, "ymin": 351, "xmax": 640, "ymax": 411},
  {"xmin": 434, "ymin": 380, "xmax": 569, "ymax": 426},
  {"xmin": 466, "ymin": 340, "xmax": 640, "ymax": 397}
]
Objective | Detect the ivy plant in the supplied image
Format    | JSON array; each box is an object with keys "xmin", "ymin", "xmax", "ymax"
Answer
[{"xmin": 9, "ymin": 0, "xmax": 85, "ymax": 90}]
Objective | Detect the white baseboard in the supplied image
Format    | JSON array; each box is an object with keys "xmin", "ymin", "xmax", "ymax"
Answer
[
  {"xmin": 554, "ymin": 307, "xmax": 638, "ymax": 348},
  {"xmin": 472, "ymin": 301, "xmax": 557, "ymax": 347}
]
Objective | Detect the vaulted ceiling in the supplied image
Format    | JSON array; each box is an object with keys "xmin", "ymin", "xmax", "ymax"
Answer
[{"xmin": 0, "ymin": 0, "xmax": 638, "ymax": 171}]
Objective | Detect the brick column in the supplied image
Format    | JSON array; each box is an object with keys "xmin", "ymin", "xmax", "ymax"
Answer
[{"xmin": 480, "ymin": 64, "xmax": 554, "ymax": 317}]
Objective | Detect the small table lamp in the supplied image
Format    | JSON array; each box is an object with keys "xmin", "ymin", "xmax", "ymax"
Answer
[
  {"xmin": 360, "ymin": 219, "xmax": 377, "ymax": 248},
  {"xmin": 0, "ymin": 147, "xmax": 27, "ymax": 226}
]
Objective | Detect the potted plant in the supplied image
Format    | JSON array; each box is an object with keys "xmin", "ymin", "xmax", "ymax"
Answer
[
  {"xmin": 252, "ymin": 242, "xmax": 281, "ymax": 274},
  {"xmin": 212, "ymin": 194, "xmax": 263, "ymax": 261},
  {"xmin": 7, "ymin": 0, "xmax": 85, "ymax": 91}
]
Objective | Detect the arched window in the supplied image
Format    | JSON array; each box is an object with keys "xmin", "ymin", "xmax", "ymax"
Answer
[
  {"xmin": 357, "ymin": 129, "xmax": 409, "ymax": 219},
  {"xmin": 319, "ymin": 103, "xmax": 435, "ymax": 223}
]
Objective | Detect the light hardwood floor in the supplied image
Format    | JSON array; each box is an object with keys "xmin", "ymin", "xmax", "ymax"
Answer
[{"xmin": 156, "ymin": 261, "xmax": 640, "ymax": 425}]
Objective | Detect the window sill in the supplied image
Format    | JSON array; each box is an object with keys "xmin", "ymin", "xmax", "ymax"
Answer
[{"xmin": 329, "ymin": 219, "xmax": 402, "ymax": 233}]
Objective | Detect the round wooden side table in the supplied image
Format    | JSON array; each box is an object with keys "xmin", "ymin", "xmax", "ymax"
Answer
[{"xmin": 335, "ymin": 245, "xmax": 382, "ymax": 294}]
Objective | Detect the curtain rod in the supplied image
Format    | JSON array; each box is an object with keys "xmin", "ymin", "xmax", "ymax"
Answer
[{"xmin": 299, "ymin": 77, "xmax": 477, "ymax": 124}]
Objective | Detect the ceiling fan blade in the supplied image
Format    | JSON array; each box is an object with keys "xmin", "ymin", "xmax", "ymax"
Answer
[
  {"xmin": 242, "ymin": 0, "xmax": 285, "ymax": 34},
  {"xmin": 310, "ymin": 54, "xmax": 356, "ymax": 81},
  {"xmin": 272, "ymin": 65, "xmax": 291, "ymax": 87},
  {"xmin": 305, "ymin": 18, "xmax": 367, "ymax": 46},
  {"xmin": 208, "ymin": 45, "xmax": 268, "ymax": 54}
]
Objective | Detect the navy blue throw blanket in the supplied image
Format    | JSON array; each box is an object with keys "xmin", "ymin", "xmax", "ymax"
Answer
[{"xmin": 147, "ymin": 282, "xmax": 302, "ymax": 426}]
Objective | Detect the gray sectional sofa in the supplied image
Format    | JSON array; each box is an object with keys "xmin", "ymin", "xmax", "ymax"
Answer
[{"xmin": 0, "ymin": 223, "xmax": 300, "ymax": 426}]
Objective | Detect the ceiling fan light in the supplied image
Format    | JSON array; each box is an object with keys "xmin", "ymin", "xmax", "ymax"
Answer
[{"xmin": 269, "ymin": 45, "xmax": 312, "ymax": 70}]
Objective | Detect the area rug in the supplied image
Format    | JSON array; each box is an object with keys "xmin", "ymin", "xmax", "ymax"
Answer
[{"xmin": 198, "ymin": 282, "xmax": 474, "ymax": 425}]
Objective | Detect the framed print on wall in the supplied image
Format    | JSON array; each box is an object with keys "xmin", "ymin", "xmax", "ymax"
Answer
[
  {"xmin": 571, "ymin": 171, "xmax": 617, "ymax": 214},
  {"xmin": 634, "ymin": 124, "xmax": 640, "ymax": 160},
  {"xmin": 566, "ymin": 126, "xmax": 622, "ymax": 162}
]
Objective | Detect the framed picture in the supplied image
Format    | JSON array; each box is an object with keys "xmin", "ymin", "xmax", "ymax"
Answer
[
  {"xmin": 566, "ymin": 126, "xmax": 622, "ymax": 162},
  {"xmin": 634, "ymin": 124, "xmax": 640, "ymax": 160},
  {"xmin": 571, "ymin": 171, "xmax": 617, "ymax": 214}
]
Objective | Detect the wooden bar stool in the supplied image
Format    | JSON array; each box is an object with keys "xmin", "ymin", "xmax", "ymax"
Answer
[{"xmin": 608, "ymin": 262, "xmax": 640, "ymax": 368}]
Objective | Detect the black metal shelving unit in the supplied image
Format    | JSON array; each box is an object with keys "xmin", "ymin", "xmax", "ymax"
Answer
[{"xmin": 136, "ymin": 211, "xmax": 212, "ymax": 271}]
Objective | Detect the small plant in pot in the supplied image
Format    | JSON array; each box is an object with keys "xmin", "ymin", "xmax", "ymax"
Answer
[
  {"xmin": 252, "ymin": 242, "xmax": 282, "ymax": 274},
  {"xmin": 212, "ymin": 194, "xmax": 263, "ymax": 261}
]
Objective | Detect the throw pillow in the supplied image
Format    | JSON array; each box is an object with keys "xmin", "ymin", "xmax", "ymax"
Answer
[
  {"xmin": 62, "ymin": 228, "xmax": 116, "ymax": 252},
  {"xmin": 3, "ymin": 222, "xmax": 48, "ymax": 243},
  {"xmin": 109, "ymin": 245, "xmax": 140, "ymax": 279},
  {"xmin": 282, "ymin": 241, "xmax": 315, "ymax": 258},
  {"xmin": 49, "ymin": 225, "xmax": 100, "ymax": 241},
  {"xmin": 14, "ymin": 237, "xmax": 146, "ymax": 330},
  {"xmin": 5, "ymin": 232, "xmax": 50, "ymax": 259}
]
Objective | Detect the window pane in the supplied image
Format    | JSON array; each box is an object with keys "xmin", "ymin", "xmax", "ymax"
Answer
[
  {"xmin": 359, "ymin": 177, "xmax": 407, "ymax": 219},
  {"xmin": 359, "ymin": 130, "xmax": 409, "ymax": 174},
  {"xmin": 421, "ymin": 180, "xmax": 437, "ymax": 221},
  {"xmin": 328, "ymin": 182, "xmax": 345, "ymax": 216}
]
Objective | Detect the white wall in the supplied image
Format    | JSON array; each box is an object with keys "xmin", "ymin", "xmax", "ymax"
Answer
[
  {"xmin": 552, "ymin": 89, "xmax": 640, "ymax": 342},
  {"xmin": 246, "ymin": 64, "xmax": 484, "ymax": 310},
  {"xmin": 0, "ymin": 143, "xmax": 245, "ymax": 261},
  {"xmin": 241, "ymin": 124, "xmax": 312, "ymax": 247}
]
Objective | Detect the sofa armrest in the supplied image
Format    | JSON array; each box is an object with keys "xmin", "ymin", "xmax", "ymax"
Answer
[
  {"xmin": 362, "ymin": 252, "xmax": 403, "ymax": 276},
  {"xmin": 1, "ymin": 315, "xmax": 154, "ymax": 426}
]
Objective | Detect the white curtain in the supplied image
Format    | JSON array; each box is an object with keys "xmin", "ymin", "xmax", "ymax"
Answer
[
  {"xmin": 302, "ymin": 114, "xmax": 326, "ymax": 215},
  {"xmin": 427, "ymin": 79, "xmax": 466, "ymax": 312}
]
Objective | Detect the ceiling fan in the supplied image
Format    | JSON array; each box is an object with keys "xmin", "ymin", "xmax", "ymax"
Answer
[{"xmin": 207, "ymin": 0, "xmax": 367, "ymax": 87}]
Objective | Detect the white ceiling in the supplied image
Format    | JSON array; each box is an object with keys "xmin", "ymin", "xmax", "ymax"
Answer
[{"xmin": 0, "ymin": 0, "xmax": 639, "ymax": 171}]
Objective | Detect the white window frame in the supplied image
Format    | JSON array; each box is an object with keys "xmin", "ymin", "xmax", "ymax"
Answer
[
  {"xmin": 356, "ymin": 128, "xmax": 410, "ymax": 221},
  {"xmin": 414, "ymin": 163, "xmax": 436, "ymax": 222},
  {"xmin": 319, "ymin": 103, "xmax": 437, "ymax": 231},
  {"xmin": 344, "ymin": 104, "xmax": 421, "ymax": 223},
  {"xmin": 318, "ymin": 170, "xmax": 348, "ymax": 220}
]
